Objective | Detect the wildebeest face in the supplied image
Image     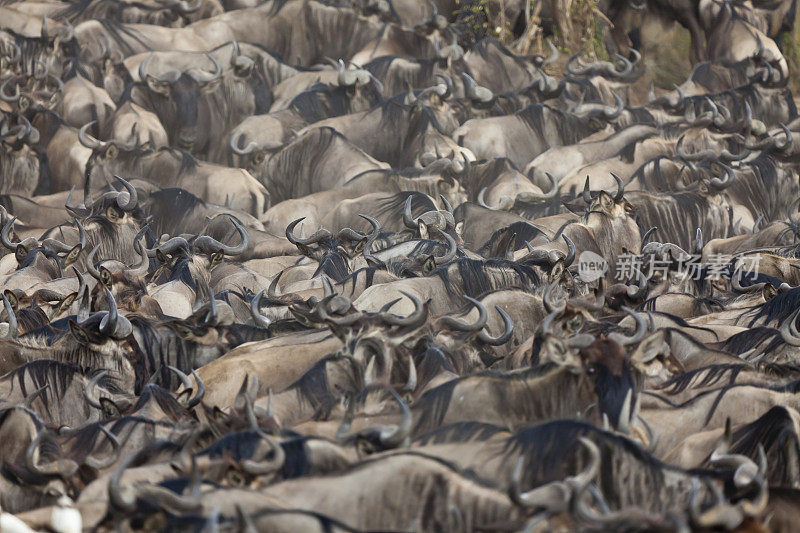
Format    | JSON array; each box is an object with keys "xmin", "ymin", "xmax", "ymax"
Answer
[
  {"xmin": 580, "ymin": 338, "xmax": 640, "ymax": 431},
  {"xmin": 139, "ymin": 54, "xmax": 222, "ymax": 151}
]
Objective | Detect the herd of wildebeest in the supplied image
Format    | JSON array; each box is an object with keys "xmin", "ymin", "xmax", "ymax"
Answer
[{"xmin": 5, "ymin": 0, "xmax": 800, "ymax": 530}]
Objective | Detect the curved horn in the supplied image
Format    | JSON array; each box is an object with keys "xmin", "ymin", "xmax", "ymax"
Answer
[
  {"xmin": 438, "ymin": 296, "xmax": 488, "ymax": 332},
  {"xmin": 84, "ymin": 426, "xmax": 120, "ymax": 470},
  {"xmin": 562, "ymin": 235, "xmax": 576, "ymax": 267},
  {"xmin": 240, "ymin": 430, "xmax": 285, "ymax": 475},
  {"xmin": 611, "ymin": 172, "xmax": 625, "ymax": 201},
  {"xmin": 112, "ymin": 176, "xmax": 138, "ymax": 211},
  {"xmin": 403, "ymin": 355, "xmax": 417, "ymax": 393},
  {"xmin": 608, "ymin": 306, "xmax": 647, "ymax": 346},
  {"xmin": 78, "ymin": 121, "xmax": 103, "ymax": 149},
  {"xmin": 477, "ymin": 187, "xmax": 497, "ymax": 210},
  {"xmin": 402, "ymin": 196, "xmax": 418, "ymax": 230},
  {"xmin": 641, "ymin": 226, "xmax": 658, "ymax": 246},
  {"xmin": 434, "ymin": 232, "xmax": 457, "ymax": 265},
  {"xmin": 379, "ymin": 291, "xmax": 427, "ymax": 327},
  {"xmin": 83, "ymin": 370, "xmax": 108, "ymax": 410},
  {"xmin": 774, "ymin": 123, "xmax": 792, "ymax": 151},
  {"xmin": 582, "ymin": 176, "xmax": 596, "ymax": 204},
  {"xmin": 377, "ymin": 389, "xmax": 412, "ymax": 448},
  {"xmin": 707, "ymin": 164, "xmax": 735, "ymax": 191},
  {"xmin": 99, "ymin": 285, "xmax": 118, "ymax": 335},
  {"xmin": 168, "ymin": 366, "xmax": 205, "ymax": 409},
  {"xmin": 250, "ymin": 290, "xmax": 271, "ymax": 328},
  {"xmin": 26, "ymin": 430, "xmax": 79, "ymax": 478},
  {"xmin": 230, "ymin": 130, "xmax": 258, "ymax": 155},
  {"xmin": 477, "ymin": 306, "xmax": 514, "ymax": 345},
  {"xmin": 566, "ymin": 52, "xmax": 590, "ymax": 76},
  {"xmin": 611, "ymin": 53, "xmax": 633, "ymax": 76},
  {"xmin": 604, "ymin": 92, "xmax": 624, "ymax": 118},
  {"xmin": 514, "ymin": 172, "xmax": 561, "ymax": 203},
  {"xmin": 196, "ymin": 53, "xmax": 222, "ymax": 84},
  {"xmin": 109, "ymin": 451, "xmax": 201, "ymax": 512},
  {"xmin": 126, "ymin": 224, "xmax": 150, "ymax": 277},
  {"xmin": 780, "ymin": 308, "xmax": 800, "ymax": 347},
  {"xmin": 0, "ymin": 216, "xmax": 17, "ymax": 250},
  {"xmin": 285, "ymin": 217, "xmax": 332, "ymax": 246},
  {"xmin": 0, "ymin": 76, "xmax": 20, "ymax": 102},
  {"xmin": 543, "ymin": 38, "xmax": 559, "ymax": 65},
  {"xmin": 195, "ymin": 217, "xmax": 249, "ymax": 256},
  {"xmin": 358, "ymin": 214, "xmax": 382, "ymax": 266},
  {"xmin": 99, "ymin": 286, "xmax": 132, "ymax": 338},
  {"xmin": 85, "ymin": 245, "xmax": 105, "ymax": 282}
]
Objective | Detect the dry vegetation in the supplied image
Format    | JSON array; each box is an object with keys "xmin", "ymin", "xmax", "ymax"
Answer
[{"xmin": 460, "ymin": 0, "xmax": 800, "ymax": 94}]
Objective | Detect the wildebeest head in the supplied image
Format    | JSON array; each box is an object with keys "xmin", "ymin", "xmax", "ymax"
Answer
[
  {"xmin": 137, "ymin": 53, "xmax": 222, "ymax": 151},
  {"xmin": 64, "ymin": 176, "xmax": 145, "ymax": 266},
  {"xmin": 401, "ymin": 194, "xmax": 461, "ymax": 243},
  {"xmin": 79, "ymin": 120, "xmax": 156, "ymax": 185},
  {"xmin": 0, "ymin": 211, "xmax": 86, "ymax": 272},
  {"xmin": 0, "ymin": 69, "xmax": 63, "ymax": 117},
  {"xmin": 583, "ymin": 173, "xmax": 642, "ymax": 263},
  {"xmin": 286, "ymin": 216, "xmax": 381, "ymax": 281},
  {"xmin": 82, "ymin": 224, "xmax": 157, "ymax": 316},
  {"xmin": 148, "ymin": 215, "xmax": 249, "ymax": 288},
  {"xmin": 0, "ymin": 407, "xmax": 70, "ymax": 512},
  {"xmin": 82, "ymin": 366, "xmax": 203, "ymax": 420},
  {"xmin": 540, "ymin": 307, "xmax": 663, "ymax": 433},
  {"xmin": 336, "ymin": 386, "xmax": 413, "ymax": 456},
  {"xmin": 0, "ymin": 115, "xmax": 41, "ymax": 197}
]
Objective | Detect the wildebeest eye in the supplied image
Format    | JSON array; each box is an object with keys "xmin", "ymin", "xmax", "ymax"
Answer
[
  {"xmin": 100, "ymin": 268, "xmax": 112, "ymax": 287},
  {"xmin": 357, "ymin": 438, "xmax": 376, "ymax": 456},
  {"xmin": 227, "ymin": 470, "xmax": 247, "ymax": 486},
  {"xmin": 586, "ymin": 364, "xmax": 597, "ymax": 375}
]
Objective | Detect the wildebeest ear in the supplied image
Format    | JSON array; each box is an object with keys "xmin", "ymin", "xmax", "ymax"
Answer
[
  {"xmin": 69, "ymin": 320, "xmax": 91, "ymax": 345},
  {"xmin": 145, "ymin": 75, "xmax": 170, "ymax": 95},
  {"xmin": 297, "ymin": 243, "xmax": 313, "ymax": 258},
  {"xmin": 176, "ymin": 388, "xmax": 193, "ymax": 406},
  {"xmin": 762, "ymin": 283, "xmax": 778, "ymax": 301},
  {"xmin": 350, "ymin": 237, "xmax": 368, "ymax": 257},
  {"xmin": 549, "ymin": 259, "xmax": 564, "ymax": 281},
  {"xmin": 422, "ymin": 255, "xmax": 436, "ymax": 274},
  {"xmin": 630, "ymin": 330, "xmax": 670, "ymax": 373},
  {"xmin": 171, "ymin": 323, "xmax": 192, "ymax": 338},
  {"xmin": 57, "ymin": 292, "xmax": 78, "ymax": 315},
  {"xmin": 3, "ymin": 290, "xmax": 18, "ymax": 310},
  {"xmin": 14, "ymin": 245, "xmax": 27, "ymax": 264},
  {"xmin": 418, "ymin": 221, "xmax": 429, "ymax": 240},
  {"xmin": 356, "ymin": 438, "xmax": 376, "ymax": 457},
  {"xmin": 200, "ymin": 77, "xmax": 222, "ymax": 92},
  {"xmin": 156, "ymin": 248, "xmax": 168, "ymax": 264},
  {"xmin": 597, "ymin": 191, "xmax": 614, "ymax": 212},
  {"xmin": 100, "ymin": 267, "xmax": 112, "ymax": 287},
  {"xmin": 211, "ymin": 250, "xmax": 224, "ymax": 265},
  {"xmin": 100, "ymin": 397, "xmax": 122, "ymax": 418},
  {"xmin": 543, "ymin": 336, "xmax": 578, "ymax": 369},
  {"xmin": 211, "ymin": 406, "xmax": 228, "ymax": 423},
  {"xmin": 63, "ymin": 244, "xmax": 82, "ymax": 267}
]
